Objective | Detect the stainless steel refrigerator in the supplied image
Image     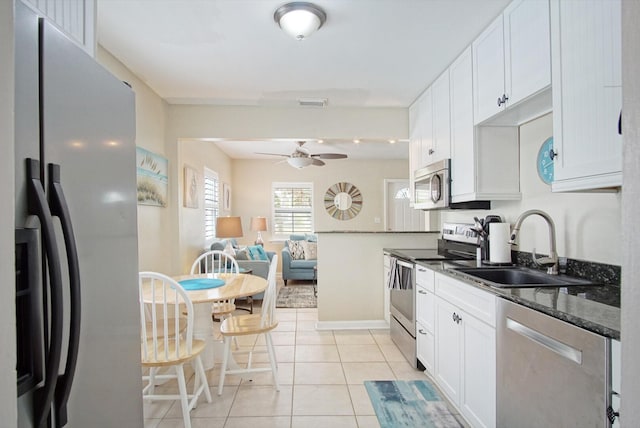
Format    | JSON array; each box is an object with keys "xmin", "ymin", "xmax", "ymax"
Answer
[{"xmin": 14, "ymin": 2, "xmax": 143, "ymax": 427}]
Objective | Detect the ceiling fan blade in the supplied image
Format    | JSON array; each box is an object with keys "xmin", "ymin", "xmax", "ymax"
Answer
[
  {"xmin": 311, "ymin": 158, "xmax": 325, "ymax": 166},
  {"xmin": 311, "ymin": 153, "xmax": 348, "ymax": 159},
  {"xmin": 255, "ymin": 152, "xmax": 290, "ymax": 157}
]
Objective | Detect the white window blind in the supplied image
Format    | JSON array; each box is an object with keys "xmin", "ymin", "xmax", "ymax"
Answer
[
  {"xmin": 204, "ymin": 168, "xmax": 219, "ymax": 243},
  {"xmin": 272, "ymin": 182, "xmax": 313, "ymax": 237}
]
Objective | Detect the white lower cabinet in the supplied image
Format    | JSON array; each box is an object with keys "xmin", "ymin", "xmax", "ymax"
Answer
[
  {"xmin": 416, "ymin": 265, "xmax": 436, "ymax": 374},
  {"xmin": 434, "ymin": 273, "xmax": 496, "ymax": 428}
]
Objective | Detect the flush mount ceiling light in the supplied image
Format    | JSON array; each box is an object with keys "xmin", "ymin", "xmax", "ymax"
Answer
[
  {"xmin": 274, "ymin": 2, "xmax": 327, "ymax": 41},
  {"xmin": 287, "ymin": 157, "xmax": 314, "ymax": 168}
]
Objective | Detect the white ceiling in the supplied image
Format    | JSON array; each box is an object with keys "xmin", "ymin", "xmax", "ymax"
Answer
[{"xmin": 97, "ymin": 0, "xmax": 511, "ymax": 160}]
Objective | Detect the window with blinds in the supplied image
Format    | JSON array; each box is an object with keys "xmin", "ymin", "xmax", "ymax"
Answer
[
  {"xmin": 272, "ymin": 182, "xmax": 314, "ymax": 238},
  {"xmin": 204, "ymin": 168, "xmax": 219, "ymax": 243}
]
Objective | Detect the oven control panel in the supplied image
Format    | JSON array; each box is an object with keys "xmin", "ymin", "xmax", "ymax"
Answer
[{"xmin": 442, "ymin": 222, "xmax": 479, "ymax": 244}]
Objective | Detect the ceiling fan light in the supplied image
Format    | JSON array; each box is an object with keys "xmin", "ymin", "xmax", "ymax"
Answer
[
  {"xmin": 287, "ymin": 157, "xmax": 314, "ymax": 168},
  {"xmin": 274, "ymin": 2, "xmax": 327, "ymax": 40}
]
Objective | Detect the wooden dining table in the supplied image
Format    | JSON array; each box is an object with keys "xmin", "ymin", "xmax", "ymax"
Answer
[{"xmin": 140, "ymin": 272, "xmax": 267, "ymax": 370}]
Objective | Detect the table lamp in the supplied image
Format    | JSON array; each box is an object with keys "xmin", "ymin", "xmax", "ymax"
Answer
[
  {"xmin": 216, "ymin": 216, "xmax": 243, "ymax": 254},
  {"xmin": 250, "ymin": 216, "xmax": 268, "ymax": 246}
]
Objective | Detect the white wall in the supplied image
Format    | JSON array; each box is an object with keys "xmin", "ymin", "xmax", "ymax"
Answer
[
  {"xmin": 177, "ymin": 139, "xmax": 233, "ymax": 274},
  {"xmin": 621, "ymin": 0, "xmax": 640, "ymax": 423},
  {"xmin": 97, "ymin": 46, "xmax": 173, "ymax": 273},
  {"xmin": 1, "ymin": 1, "xmax": 17, "ymax": 424},
  {"xmin": 442, "ymin": 113, "xmax": 622, "ymax": 265}
]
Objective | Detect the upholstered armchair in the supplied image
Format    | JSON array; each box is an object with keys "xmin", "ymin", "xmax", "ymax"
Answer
[{"xmin": 281, "ymin": 234, "xmax": 317, "ymax": 285}]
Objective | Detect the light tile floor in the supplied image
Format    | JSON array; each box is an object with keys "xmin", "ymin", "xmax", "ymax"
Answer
[{"xmin": 143, "ymin": 307, "xmax": 467, "ymax": 428}]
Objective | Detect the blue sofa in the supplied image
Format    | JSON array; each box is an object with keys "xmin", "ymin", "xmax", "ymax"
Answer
[{"xmin": 281, "ymin": 234, "xmax": 317, "ymax": 285}]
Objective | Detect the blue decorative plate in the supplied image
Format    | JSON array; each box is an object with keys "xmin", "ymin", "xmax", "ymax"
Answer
[{"xmin": 178, "ymin": 278, "xmax": 225, "ymax": 291}]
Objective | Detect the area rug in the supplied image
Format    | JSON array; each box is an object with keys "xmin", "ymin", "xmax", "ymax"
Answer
[
  {"xmin": 364, "ymin": 380, "xmax": 463, "ymax": 428},
  {"xmin": 275, "ymin": 284, "xmax": 317, "ymax": 308}
]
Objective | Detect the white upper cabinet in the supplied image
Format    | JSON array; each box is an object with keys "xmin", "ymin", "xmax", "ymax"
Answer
[
  {"xmin": 450, "ymin": 47, "xmax": 520, "ymax": 203},
  {"xmin": 450, "ymin": 47, "xmax": 476, "ymax": 200},
  {"xmin": 550, "ymin": 0, "xmax": 622, "ymax": 191},
  {"xmin": 408, "ymin": 100, "xmax": 421, "ymax": 205},
  {"xmin": 431, "ymin": 70, "xmax": 452, "ymax": 163},
  {"xmin": 472, "ymin": 15, "xmax": 506, "ymax": 124},
  {"xmin": 419, "ymin": 87, "xmax": 434, "ymax": 167},
  {"xmin": 22, "ymin": 0, "xmax": 96, "ymax": 56},
  {"xmin": 473, "ymin": 0, "xmax": 551, "ymax": 125},
  {"xmin": 408, "ymin": 72, "xmax": 451, "ymax": 174}
]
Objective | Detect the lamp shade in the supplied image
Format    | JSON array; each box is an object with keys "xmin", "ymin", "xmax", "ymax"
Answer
[
  {"xmin": 274, "ymin": 2, "xmax": 327, "ymax": 41},
  {"xmin": 216, "ymin": 216, "xmax": 243, "ymax": 238},
  {"xmin": 250, "ymin": 217, "xmax": 268, "ymax": 232}
]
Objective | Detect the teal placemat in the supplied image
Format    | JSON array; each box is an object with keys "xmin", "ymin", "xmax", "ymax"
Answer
[{"xmin": 178, "ymin": 278, "xmax": 225, "ymax": 290}]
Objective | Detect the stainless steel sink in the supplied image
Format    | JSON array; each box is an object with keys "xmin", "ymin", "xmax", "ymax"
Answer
[{"xmin": 450, "ymin": 266, "xmax": 596, "ymax": 288}]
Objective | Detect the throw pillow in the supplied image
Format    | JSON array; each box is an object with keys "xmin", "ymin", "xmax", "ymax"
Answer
[
  {"xmin": 247, "ymin": 245, "xmax": 269, "ymax": 261},
  {"xmin": 235, "ymin": 248, "xmax": 250, "ymax": 260},
  {"xmin": 301, "ymin": 241, "xmax": 317, "ymax": 260},
  {"xmin": 287, "ymin": 240, "xmax": 306, "ymax": 260}
]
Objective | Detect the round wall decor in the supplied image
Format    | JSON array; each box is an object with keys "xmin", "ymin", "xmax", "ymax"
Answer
[
  {"xmin": 324, "ymin": 182, "xmax": 362, "ymax": 220},
  {"xmin": 537, "ymin": 136, "xmax": 555, "ymax": 185}
]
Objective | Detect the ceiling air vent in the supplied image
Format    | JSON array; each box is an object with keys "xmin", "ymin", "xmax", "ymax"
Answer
[{"xmin": 298, "ymin": 98, "xmax": 327, "ymax": 107}]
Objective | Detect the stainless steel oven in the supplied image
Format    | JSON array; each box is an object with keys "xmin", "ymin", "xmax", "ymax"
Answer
[{"xmin": 389, "ymin": 257, "xmax": 416, "ymax": 366}]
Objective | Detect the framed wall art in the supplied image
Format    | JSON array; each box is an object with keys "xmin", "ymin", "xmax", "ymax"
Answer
[
  {"xmin": 183, "ymin": 165, "xmax": 199, "ymax": 208},
  {"xmin": 136, "ymin": 146, "xmax": 168, "ymax": 207},
  {"xmin": 223, "ymin": 182, "xmax": 231, "ymax": 211}
]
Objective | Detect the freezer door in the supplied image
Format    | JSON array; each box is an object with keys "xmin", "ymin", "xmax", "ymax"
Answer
[{"xmin": 41, "ymin": 18, "xmax": 142, "ymax": 428}]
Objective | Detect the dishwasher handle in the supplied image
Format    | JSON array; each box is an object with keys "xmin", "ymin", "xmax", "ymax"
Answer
[{"xmin": 506, "ymin": 318, "xmax": 582, "ymax": 364}]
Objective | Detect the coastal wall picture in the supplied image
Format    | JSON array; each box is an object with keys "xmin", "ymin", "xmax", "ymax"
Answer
[
  {"xmin": 136, "ymin": 146, "xmax": 168, "ymax": 207},
  {"xmin": 184, "ymin": 165, "xmax": 199, "ymax": 208}
]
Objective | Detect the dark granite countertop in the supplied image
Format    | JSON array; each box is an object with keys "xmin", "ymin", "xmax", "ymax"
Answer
[{"xmin": 416, "ymin": 259, "xmax": 621, "ymax": 340}]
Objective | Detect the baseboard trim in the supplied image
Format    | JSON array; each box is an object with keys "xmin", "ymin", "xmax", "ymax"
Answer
[{"xmin": 315, "ymin": 320, "xmax": 390, "ymax": 330}]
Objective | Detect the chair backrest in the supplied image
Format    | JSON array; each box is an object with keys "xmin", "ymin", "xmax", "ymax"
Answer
[
  {"xmin": 260, "ymin": 254, "xmax": 279, "ymax": 327},
  {"xmin": 139, "ymin": 272, "xmax": 194, "ymax": 362},
  {"xmin": 190, "ymin": 250, "xmax": 239, "ymax": 275}
]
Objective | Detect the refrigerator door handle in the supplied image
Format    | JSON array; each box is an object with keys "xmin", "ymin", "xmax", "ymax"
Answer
[
  {"xmin": 26, "ymin": 158, "xmax": 64, "ymax": 428},
  {"xmin": 48, "ymin": 163, "xmax": 81, "ymax": 428}
]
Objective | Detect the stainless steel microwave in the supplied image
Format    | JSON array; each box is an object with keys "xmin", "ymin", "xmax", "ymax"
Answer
[{"xmin": 414, "ymin": 159, "xmax": 451, "ymax": 210}]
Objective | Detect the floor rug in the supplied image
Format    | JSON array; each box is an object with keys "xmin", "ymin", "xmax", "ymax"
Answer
[
  {"xmin": 364, "ymin": 380, "xmax": 463, "ymax": 428},
  {"xmin": 275, "ymin": 284, "xmax": 317, "ymax": 308}
]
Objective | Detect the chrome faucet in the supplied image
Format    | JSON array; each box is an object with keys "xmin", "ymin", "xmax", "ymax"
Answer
[{"xmin": 508, "ymin": 209, "xmax": 559, "ymax": 275}]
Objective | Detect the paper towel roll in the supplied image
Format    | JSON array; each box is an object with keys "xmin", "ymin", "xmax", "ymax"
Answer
[{"xmin": 489, "ymin": 223, "xmax": 512, "ymax": 264}]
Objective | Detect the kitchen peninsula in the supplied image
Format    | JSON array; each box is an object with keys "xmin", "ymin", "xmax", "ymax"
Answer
[{"xmin": 315, "ymin": 231, "xmax": 438, "ymax": 330}]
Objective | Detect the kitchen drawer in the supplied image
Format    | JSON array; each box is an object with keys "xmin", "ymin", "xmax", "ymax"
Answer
[
  {"xmin": 416, "ymin": 285, "xmax": 435, "ymax": 333},
  {"xmin": 435, "ymin": 272, "xmax": 496, "ymax": 327},
  {"xmin": 416, "ymin": 264, "xmax": 435, "ymax": 292},
  {"xmin": 417, "ymin": 321, "xmax": 435, "ymax": 375}
]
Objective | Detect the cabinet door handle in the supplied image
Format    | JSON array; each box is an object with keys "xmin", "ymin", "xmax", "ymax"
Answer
[
  {"xmin": 428, "ymin": 148, "xmax": 435, "ymax": 155},
  {"xmin": 497, "ymin": 94, "xmax": 509, "ymax": 107},
  {"xmin": 452, "ymin": 312, "xmax": 457, "ymax": 323},
  {"xmin": 418, "ymin": 289, "xmax": 427, "ymax": 294},
  {"xmin": 418, "ymin": 329, "xmax": 427, "ymax": 335}
]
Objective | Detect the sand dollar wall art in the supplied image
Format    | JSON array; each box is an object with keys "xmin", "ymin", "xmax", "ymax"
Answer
[{"xmin": 324, "ymin": 182, "xmax": 362, "ymax": 220}]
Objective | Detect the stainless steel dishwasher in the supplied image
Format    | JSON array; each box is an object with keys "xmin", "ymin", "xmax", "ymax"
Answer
[{"xmin": 497, "ymin": 298, "xmax": 612, "ymax": 427}]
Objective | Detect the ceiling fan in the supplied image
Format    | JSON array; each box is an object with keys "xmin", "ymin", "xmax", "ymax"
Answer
[{"xmin": 256, "ymin": 141, "xmax": 347, "ymax": 168}]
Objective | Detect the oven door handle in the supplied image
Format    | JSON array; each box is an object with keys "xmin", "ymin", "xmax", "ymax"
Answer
[{"xmin": 396, "ymin": 260, "xmax": 414, "ymax": 269}]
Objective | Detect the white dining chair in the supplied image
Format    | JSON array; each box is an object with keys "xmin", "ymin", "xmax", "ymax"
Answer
[
  {"xmin": 217, "ymin": 255, "xmax": 280, "ymax": 395},
  {"xmin": 190, "ymin": 250, "xmax": 241, "ymax": 347},
  {"xmin": 139, "ymin": 272, "xmax": 211, "ymax": 428}
]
